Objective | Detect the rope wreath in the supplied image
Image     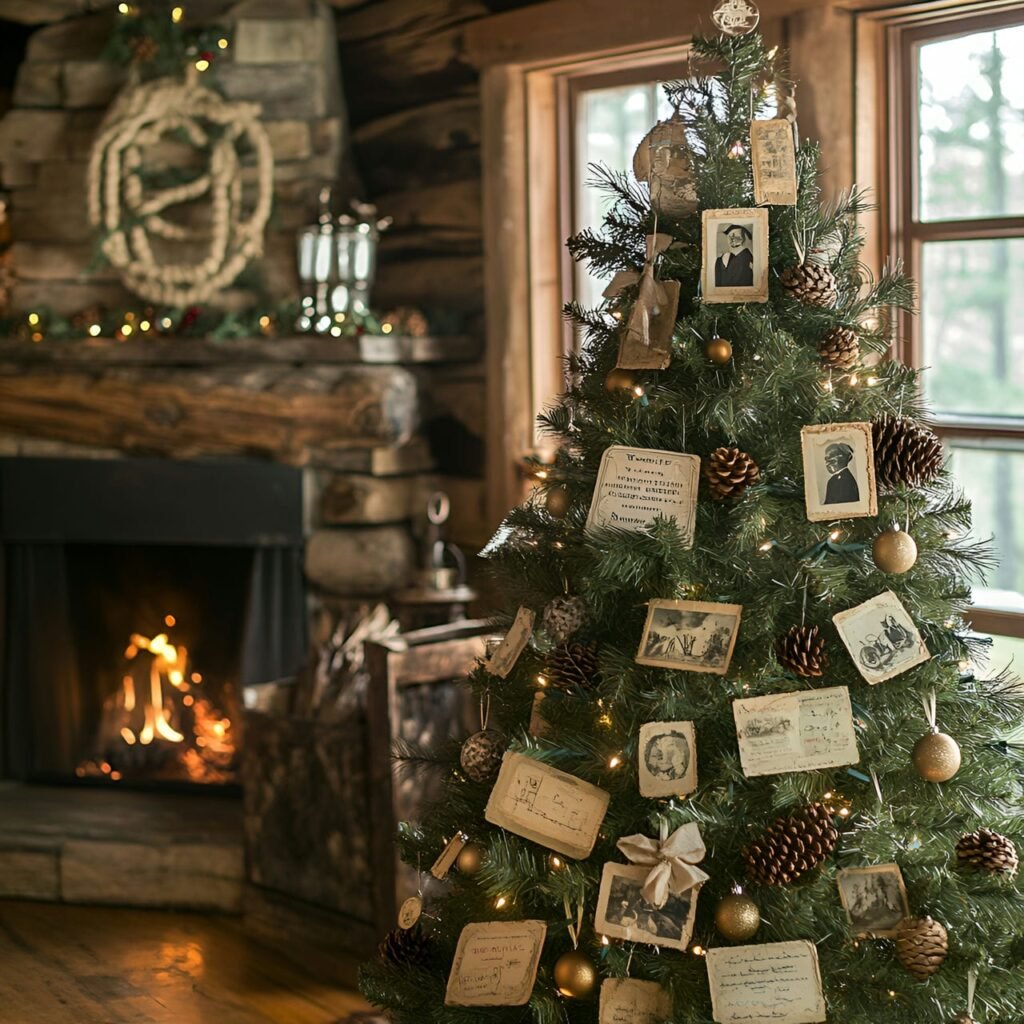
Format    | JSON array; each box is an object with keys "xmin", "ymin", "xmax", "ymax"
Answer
[{"xmin": 87, "ymin": 72, "xmax": 274, "ymax": 307}]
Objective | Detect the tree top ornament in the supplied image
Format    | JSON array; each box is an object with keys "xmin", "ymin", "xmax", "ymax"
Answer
[{"xmin": 87, "ymin": 70, "xmax": 274, "ymax": 307}]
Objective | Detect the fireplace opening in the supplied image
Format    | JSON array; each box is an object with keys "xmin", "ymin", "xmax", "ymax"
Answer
[{"xmin": 0, "ymin": 456, "xmax": 307, "ymax": 789}]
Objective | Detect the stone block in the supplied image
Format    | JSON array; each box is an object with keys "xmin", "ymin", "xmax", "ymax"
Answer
[
  {"xmin": 27, "ymin": 10, "xmax": 114, "ymax": 61},
  {"xmin": 0, "ymin": 846, "xmax": 60, "ymax": 900},
  {"xmin": 305, "ymin": 526, "xmax": 415, "ymax": 595},
  {"xmin": 219, "ymin": 62, "xmax": 326, "ymax": 119},
  {"xmin": 0, "ymin": 160, "xmax": 36, "ymax": 189},
  {"xmin": 11, "ymin": 241, "xmax": 117, "ymax": 283},
  {"xmin": 61, "ymin": 839, "xmax": 244, "ymax": 910},
  {"xmin": 265, "ymin": 119, "xmax": 313, "ymax": 161},
  {"xmin": 234, "ymin": 17, "xmax": 326, "ymax": 64},
  {"xmin": 9, "ymin": 281, "xmax": 132, "ymax": 317},
  {"xmin": 9, "ymin": 161, "xmax": 93, "ymax": 242},
  {"xmin": 63, "ymin": 59, "xmax": 125, "ymax": 109},
  {"xmin": 0, "ymin": 110, "xmax": 69, "ymax": 162},
  {"xmin": 66, "ymin": 110, "xmax": 104, "ymax": 159},
  {"xmin": 13, "ymin": 61, "xmax": 62, "ymax": 108},
  {"xmin": 319, "ymin": 473, "xmax": 434, "ymax": 526},
  {"xmin": 312, "ymin": 116, "xmax": 342, "ymax": 157}
]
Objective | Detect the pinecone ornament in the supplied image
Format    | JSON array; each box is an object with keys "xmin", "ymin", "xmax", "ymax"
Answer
[
  {"xmin": 956, "ymin": 828, "xmax": 1019, "ymax": 876},
  {"xmin": 742, "ymin": 802, "xmax": 838, "ymax": 886},
  {"xmin": 130, "ymin": 35, "xmax": 160, "ymax": 63},
  {"xmin": 774, "ymin": 625, "xmax": 828, "ymax": 678},
  {"xmin": 818, "ymin": 326, "xmax": 859, "ymax": 370},
  {"xmin": 543, "ymin": 595, "xmax": 587, "ymax": 642},
  {"xmin": 873, "ymin": 414, "xmax": 944, "ymax": 490},
  {"xmin": 460, "ymin": 729, "xmax": 506, "ymax": 783},
  {"xmin": 705, "ymin": 447, "xmax": 761, "ymax": 501},
  {"xmin": 895, "ymin": 916, "xmax": 948, "ymax": 980},
  {"xmin": 545, "ymin": 642, "xmax": 599, "ymax": 690},
  {"xmin": 780, "ymin": 262, "xmax": 838, "ymax": 308},
  {"xmin": 379, "ymin": 923, "xmax": 430, "ymax": 968}
]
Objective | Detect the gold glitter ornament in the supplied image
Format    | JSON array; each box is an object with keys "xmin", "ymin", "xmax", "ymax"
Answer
[
  {"xmin": 714, "ymin": 891, "xmax": 761, "ymax": 941},
  {"xmin": 553, "ymin": 949, "xmax": 598, "ymax": 998}
]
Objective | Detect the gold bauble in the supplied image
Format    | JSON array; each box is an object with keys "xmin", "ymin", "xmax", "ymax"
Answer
[
  {"xmin": 705, "ymin": 335, "xmax": 733, "ymax": 364},
  {"xmin": 553, "ymin": 949, "xmax": 598, "ymax": 998},
  {"xmin": 604, "ymin": 367, "xmax": 638, "ymax": 395},
  {"xmin": 456, "ymin": 842, "xmax": 486, "ymax": 875},
  {"xmin": 545, "ymin": 486, "xmax": 571, "ymax": 519},
  {"xmin": 873, "ymin": 527, "xmax": 918, "ymax": 574},
  {"xmin": 912, "ymin": 729, "xmax": 961, "ymax": 783},
  {"xmin": 714, "ymin": 892, "xmax": 761, "ymax": 941}
]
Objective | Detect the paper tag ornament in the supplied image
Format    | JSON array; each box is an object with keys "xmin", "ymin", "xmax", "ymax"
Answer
[
  {"xmin": 430, "ymin": 832, "xmax": 468, "ymax": 880},
  {"xmin": 485, "ymin": 606, "xmax": 535, "ymax": 678},
  {"xmin": 599, "ymin": 978, "xmax": 672, "ymax": 1023},
  {"xmin": 604, "ymin": 233, "xmax": 680, "ymax": 369},
  {"xmin": 445, "ymin": 920, "xmax": 547, "ymax": 1007},
  {"xmin": 397, "ymin": 895, "xmax": 422, "ymax": 930},
  {"xmin": 707, "ymin": 940, "xmax": 825, "ymax": 1023}
]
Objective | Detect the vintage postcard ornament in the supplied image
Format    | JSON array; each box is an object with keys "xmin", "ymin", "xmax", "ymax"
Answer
[
  {"xmin": 833, "ymin": 590, "xmax": 930, "ymax": 684},
  {"xmin": 712, "ymin": 0, "xmax": 760, "ymax": 36},
  {"xmin": 636, "ymin": 599, "xmax": 742, "ymax": 675},
  {"xmin": 445, "ymin": 920, "xmax": 547, "ymax": 1006}
]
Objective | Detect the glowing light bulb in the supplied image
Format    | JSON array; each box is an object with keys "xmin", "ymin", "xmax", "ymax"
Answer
[
  {"xmin": 217, "ymin": 37, "xmax": 229, "ymax": 49},
  {"xmin": 495, "ymin": 896, "xmax": 508, "ymax": 910},
  {"xmin": 171, "ymin": 5, "xmax": 184, "ymax": 22},
  {"xmin": 27, "ymin": 312, "xmax": 40, "ymax": 326},
  {"xmin": 195, "ymin": 58, "xmax": 210, "ymax": 72},
  {"xmin": 381, "ymin": 322, "xmax": 394, "ymax": 334},
  {"xmin": 608, "ymin": 755, "xmax": 622, "ymax": 769}
]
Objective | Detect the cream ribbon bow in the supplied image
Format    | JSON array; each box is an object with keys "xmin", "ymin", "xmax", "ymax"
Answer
[
  {"xmin": 616, "ymin": 822, "xmax": 709, "ymax": 909},
  {"xmin": 603, "ymin": 232, "xmax": 674, "ymax": 348}
]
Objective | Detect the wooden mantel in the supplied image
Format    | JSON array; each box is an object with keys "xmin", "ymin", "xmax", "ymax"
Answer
[{"xmin": 0, "ymin": 334, "xmax": 475, "ymax": 465}]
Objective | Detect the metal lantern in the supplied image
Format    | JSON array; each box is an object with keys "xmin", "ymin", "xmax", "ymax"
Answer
[
  {"xmin": 333, "ymin": 200, "xmax": 392, "ymax": 317},
  {"xmin": 295, "ymin": 186, "xmax": 336, "ymax": 334}
]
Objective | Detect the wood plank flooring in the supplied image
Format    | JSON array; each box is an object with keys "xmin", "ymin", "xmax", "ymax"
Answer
[{"xmin": 0, "ymin": 901, "xmax": 374, "ymax": 1024}]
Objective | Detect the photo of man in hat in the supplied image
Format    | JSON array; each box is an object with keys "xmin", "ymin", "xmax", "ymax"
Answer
[
  {"xmin": 715, "ymin": 222, "xmax": 754, "ymax": 287},
  {"xmin": 823, "ymin": 442, "xmax": 860, "ymax": 504}
]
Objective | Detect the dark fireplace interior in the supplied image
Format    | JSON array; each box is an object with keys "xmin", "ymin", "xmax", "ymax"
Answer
[{"xmin": 0, "ymin": 456, "xmax": 308, "ymax": 788}]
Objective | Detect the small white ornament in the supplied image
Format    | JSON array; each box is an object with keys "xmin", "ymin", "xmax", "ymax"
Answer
[{"xmin": 712, "ymin": 0, "xmax": 760, "ymax": 36}]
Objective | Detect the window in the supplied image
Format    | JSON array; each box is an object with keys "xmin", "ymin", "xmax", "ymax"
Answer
[{"xmin": 890, "ymin": 6, "xmax": 1024, "ymax": 640}]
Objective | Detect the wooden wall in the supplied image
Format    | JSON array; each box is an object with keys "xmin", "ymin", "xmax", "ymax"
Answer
[
  {"xmin": 332, "ymin": 0, "xmax": 857, "ymax": 550},
  {"xmin": 333, "ymin": 0, "xmax": 525, "ymax": 551}
]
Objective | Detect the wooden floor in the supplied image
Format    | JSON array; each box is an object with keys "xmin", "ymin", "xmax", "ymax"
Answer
[{"xmin": 0, "ymin": 901, "xmax": 375, "ymax": 1024}]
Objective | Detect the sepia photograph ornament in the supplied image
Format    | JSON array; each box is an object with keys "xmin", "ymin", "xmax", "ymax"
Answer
[
  {"xmin": 956, "ymin": 828, "xmax": 1019, "ymax": 876},
  {"xmin": 873, "ymin": 523, "xmax": 918, "ymax": 574},
  {"xmin": 913, "ymin": 694, "xmax": 961, "ymax": 783},
  {"xmin": 543, "ymin": 595, "xmax": 587, "ymax": 643},
  {"xmin": 460, "ymin": 729, "xmax": 506, "ymax": 783},
  {"xmin": 705, "ymin": 334, "xmax": 733, "ymax": 364},
  {"xmin": 704, "ymin": 446, "xmax": 761, "ymax": 501},
  {"xmin": 545, "ymin": 485, "xmax": 572, "ymax": 520},
  {"xmin": 895, "ymin": 916, "xmax": 948, "ymax": 980},
  {"xmin": 712, "ymin": 0, "xmax": 760, "ymax": 36},
  {"xmin": 633, "ymin": 114, "xmax": 698, "ymax": 221},
  {"xmin": 775, "ymin": 624, "xmax": 828, "ymax": 678},
  {"xmin": 742, "ymin": 802, "xmax": 838, "ymax": 886},
  {"xmin": 715, "ymin": 888, "xmax": 761, "ymax": 941},
  {"xmin": 554, "ymin": 949, "xmax": 598, "ymax": 998},
  {"xmin": 455, "ymin": 841, "xmax": 487, "ymax": 876}
]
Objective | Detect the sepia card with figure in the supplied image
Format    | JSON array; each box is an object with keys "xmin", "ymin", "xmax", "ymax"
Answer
[
  {"xmin": 595, "ymin": 862, "xmax": 700, "ymax": 951},
  {"xmin": 636, "ymin": 599, "xmax": 742, "ymax": 674},
  {"xmin": 751, "ymin": 119, "xmax": 798, "ymax": 205},
  {"xmin": 732, "ymin": 686, "xmax": 860, "ymax": 777},
  {"xmin": 836, "ymin": 864, "xmax": 910, "ymax": 938},
  {"xmin": 706, "ymin": 940, "xmax": 826, "ymax": 1023},
  {"xmin": 586, "ymin": 446, "xmax": 700, "ymax": 546},
  {"xmin": 599, "ymin": 978, "xmax": 673, "ymax": 1024},
  {"xmin": 833, "ymin": 590, "xmax": 930, "ymax": 684},
  {"xmin": 444, "ymin": 920, "xmax": 547, "ymax": 1006},
  {"xmin": 701, "ymin": 207, "xmax": 769, "ymax": 303},
  {"xmin": 800, "ymin": 422, "xmax": 878, "ymax": 521},
  {"xmin": 637, "ymin": 720, "xmax": 698, "ymax": 797},
  {"xmin": 484, "ymin": 751, "xmax": 610, "ymax": 860}
]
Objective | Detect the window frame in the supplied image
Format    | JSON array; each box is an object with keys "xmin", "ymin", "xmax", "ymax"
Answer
[{"xmin": 875, "ymin": 0, "xmax": 1024, "ymax": 635}]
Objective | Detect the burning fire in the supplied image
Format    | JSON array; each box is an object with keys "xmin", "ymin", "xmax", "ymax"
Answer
[{"xmin": 78, "ymin": 614, "xmax": 237, "ymax": 784}]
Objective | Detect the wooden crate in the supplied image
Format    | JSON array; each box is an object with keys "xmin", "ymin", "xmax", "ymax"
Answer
[{"xmin": 242, "ymin": 620, "xmax": 490, "ymax": 942}]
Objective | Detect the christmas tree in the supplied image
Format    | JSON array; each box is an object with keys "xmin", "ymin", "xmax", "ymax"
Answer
[{"xmin": 359, "ymin": 19, "xmax": 1024, "ymax": 1024}]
